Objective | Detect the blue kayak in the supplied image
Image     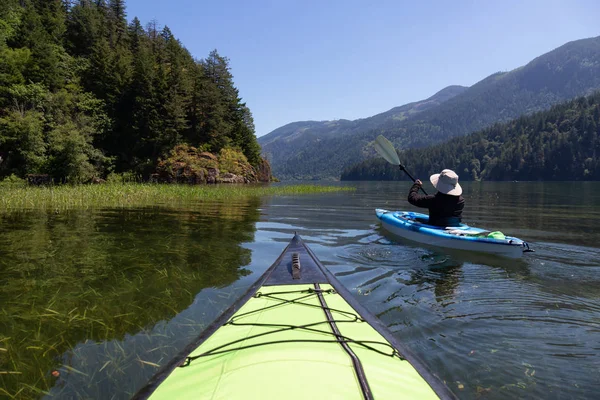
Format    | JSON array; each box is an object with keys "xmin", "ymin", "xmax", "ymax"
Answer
[{"xmin": 376, "ymin": 209, "xmax": 532, "ymax": 258}]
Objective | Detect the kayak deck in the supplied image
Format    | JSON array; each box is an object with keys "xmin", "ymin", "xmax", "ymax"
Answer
[
  {"xmin": 133, "ymin": 234, "xmax": 455, "ymax": 399},
  {"xmin": 149, "ymin": 284, "xmax": 436, "ymax": 399}
]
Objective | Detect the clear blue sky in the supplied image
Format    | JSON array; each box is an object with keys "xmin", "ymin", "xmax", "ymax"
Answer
[{"xmin": 124, "ymin": 0, "xmax": 599, "ymax": 137}]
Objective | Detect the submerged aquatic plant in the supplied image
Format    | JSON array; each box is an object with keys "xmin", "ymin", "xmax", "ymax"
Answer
[{"xmin": 0, "ymin": 199, "xmax": 262, "ymax": 398}]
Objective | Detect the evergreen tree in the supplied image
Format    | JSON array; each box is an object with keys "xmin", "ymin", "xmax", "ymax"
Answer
[
  {"xmin": 189, "ymin": 62, "xmax": 228, "ymax": 151},
  {"xmin": 341, "ymin": 91, "xmax": 600, "ymax": 181},
  {"xmin": 33, "ymin": 0, "xmax": 66, "ymax": 43},
  {"xmin": 120, "ymin": 16, "xmax": 156, "ymax": 170},
  {"xmin": 108, "ymin": 0, "xmax": 127, "ymax": 46},
  {"xmin": 202, "ymin": 49, "xmax": 261, "ymax": 164},
  {"xmin": 1, "ymin": 0, "xmax": 264, "ymax": 180},
  {"xmin": 11, "ymin": 0, "xmax": 65, "ymax": 90},
  {"xmin": 0, "ymin": 1, "xmax": 28, "ymax": 95},
  {"xmin": 159, "ymin": 26, "xmax": 190, "ymax": 153},
  {"xmin": 66, "ymin": 0, "xmax": 104, "ymax": 57}
]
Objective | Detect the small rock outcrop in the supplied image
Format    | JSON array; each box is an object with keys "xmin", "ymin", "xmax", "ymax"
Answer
[
  {"xmin": 26, "ymin": 174, "xmax": 52, "ymax": 185},
  {"xmin": 198, "ymin": 152, "xmax": 217, "ymax": 161},
  {"xmin": 256, "ymin": 158, "xmax": 272, "ymax": 182},
  {"xmin": 89, "ymin": 177, "xmax": 106, "ymax": 184},
  {"xmin": 153, "ymin": 144, "xmax": 274, "ymax": 184},
  {"xmin": 218, "ymin": 173, "xmax": 245, "ymax": 183},
  {"xmin": 207, "ymin": 168, "xmax": 219, "ymax": 184},
  {"xmin": 153, "ymin": 145, "xmax": 217, "ymax": 184}
]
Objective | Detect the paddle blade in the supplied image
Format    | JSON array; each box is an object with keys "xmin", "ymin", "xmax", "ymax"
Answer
[{"xmin": 374, "ymin": 135, "xmax": 401, "ymax": 165}]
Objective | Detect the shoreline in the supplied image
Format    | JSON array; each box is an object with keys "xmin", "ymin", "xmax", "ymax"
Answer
[{"xmin": 0, "ymin": 183, "xmax": 353, "ymax": 213}]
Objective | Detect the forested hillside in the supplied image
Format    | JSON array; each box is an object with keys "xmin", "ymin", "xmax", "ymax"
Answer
[
  {"xmin": 0, "ymin": 0, "xmax": 261, "ymax": 182},
  {"xmin": 258, "ymin": 85, "xmax": 467, "ymax": 148},
  {"xmin": 261, "ymin": 36, "xmax": 600, "ymax": 180},
  {"xmin": 258, "ymin": 85, "xmax": 468, "ymax": 179},
  {"xmin": 341, "ymin": 92, "xmax": 600, "ymax": 181}
]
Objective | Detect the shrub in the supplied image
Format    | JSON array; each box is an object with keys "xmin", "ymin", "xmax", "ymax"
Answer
[
  {"xmin": 155, "ymin": 144, "xmax": 219, "ymax": 183},
  {"xmin": 218, "ymin": 147, "xmax": 248, "ymax": 175},
  {"xmin": 0, "ymin": 174, "xmax": 26, "ymax": 187},
  {"xmin": 106, "ymin": 172, "xmax": 140, "ymax": 184}
]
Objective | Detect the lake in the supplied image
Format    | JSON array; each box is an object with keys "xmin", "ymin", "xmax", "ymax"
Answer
[{"xmin": 1, "ymin": 181, "xmax": 599, "ymax": 399}]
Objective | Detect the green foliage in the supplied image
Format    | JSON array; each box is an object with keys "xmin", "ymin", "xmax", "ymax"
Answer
[
  {"xmin": 154, "ymin": 144, "xmax": 218, "ymax": 183},
  {"xmin": 0, "ymin": 0, "xmax": 262, "ymax": 182},
  {"xmin": 0, "ymin": 109, "xmax": 46, "ymax": 175},
  {"xmin": 0, "ymin": 80, "xmax": 110, "ymax": 181},
  {"xmin": 106, "ymin": 171, "xmax": 139, "ymax": 183},
  {"xmin": 0, "ymin": 47, "xmax": 31, "ymax": 91},
  {"xmin": 44, "ymin": 87, "xmax": 111, "ymax": 182},
  {"xmin": 191, "ymin": 50, "xmax": 261, "ymax": 165},
  {"xmin": 341, "ymin": 91, "xmax": 600, "ymax": 181},
  {"xmin": 218, "ymin": 146, "xmax": 248, "ymax": 175},
  {"xmin": 5, "ymin": 81, "xmax": 47, "ymax": 112},
  {"xmin": 0, "ymin": 173, "xmax": 25, "ymax": 186}
]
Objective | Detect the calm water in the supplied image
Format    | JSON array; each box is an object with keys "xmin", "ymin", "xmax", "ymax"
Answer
[{"xmin": 1, "ymin": 182, "xmax": 599, "ymax": 399}]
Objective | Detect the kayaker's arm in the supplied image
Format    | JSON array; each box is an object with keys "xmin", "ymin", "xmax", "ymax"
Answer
[{"xmin": 408, "ymin": 182, "xmax": 435, "ymax": 208}]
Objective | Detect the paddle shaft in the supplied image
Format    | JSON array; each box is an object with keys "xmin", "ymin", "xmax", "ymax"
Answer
[
  {"xmin": 399, "ymin": 165, "xmax": 428, "ymax": 195},
  {"xmin": 372, "ymin": 135, "xmax": 429, "ymax": 195}
]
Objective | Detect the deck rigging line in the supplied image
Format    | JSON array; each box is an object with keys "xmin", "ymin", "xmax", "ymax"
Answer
[{"xmin": 179, "ymin": 288, "xmax": 402, "ymax": 374}]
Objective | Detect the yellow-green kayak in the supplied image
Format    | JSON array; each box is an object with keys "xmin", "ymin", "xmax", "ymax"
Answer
[{"xmin": 133, "ymin": 234, "xmax": 456, "ymax": 399}]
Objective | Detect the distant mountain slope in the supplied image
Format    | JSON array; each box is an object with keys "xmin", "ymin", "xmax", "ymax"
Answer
[
  {"xmin": 257, "ymin": 86, "xmax": 467, "ymax": 170},
  {"xmin": 259, "ymin": 85, "xmax": 467, "ymax": 148},
  {"xmin": 261, "ymin": 36, "xmax": 600, "ymax": 180},
  {"xmin": 341, "ymin": 91, "xmax": 600, "ymax": 181}
]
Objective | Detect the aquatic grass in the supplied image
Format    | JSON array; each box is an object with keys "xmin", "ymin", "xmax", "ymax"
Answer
[
  {"xmin": 0, "ymin": 252, "xmax": 245, "ymax": 399},
  {"xmin": 0, "ymin": 184, "xmax": 353, "ymax": 398},
  {"xmin": 0, "ymin": 200, "xmax": 264, "ymax": 399},
  {"xmin": 0, "ymin": 183, "xmax": 353, "ymax": 212}
]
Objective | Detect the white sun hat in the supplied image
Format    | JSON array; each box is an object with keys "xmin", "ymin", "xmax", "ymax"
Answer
[{"xmin": 430, "ymin": 169, "xmax": 462, "ymax": 196}]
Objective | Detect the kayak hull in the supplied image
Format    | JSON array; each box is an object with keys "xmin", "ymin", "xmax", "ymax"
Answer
[
  {"xmin": 133, "ymin": 234, "xmax": 456, "ymax": 399},
  {"xmin": 376, "ymin": 209, "xmax": 528, "ymax": 258}
]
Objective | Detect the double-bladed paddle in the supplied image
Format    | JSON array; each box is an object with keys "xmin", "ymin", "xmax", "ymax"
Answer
[{"xmin": 373, "ymin": 135, "xmax": 428, "ymax": 195}]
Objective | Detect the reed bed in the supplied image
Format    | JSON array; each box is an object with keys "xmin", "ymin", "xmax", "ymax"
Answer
[{"xmin": 0, "ymin": 183, "xmax": 353, "ymax": 212}]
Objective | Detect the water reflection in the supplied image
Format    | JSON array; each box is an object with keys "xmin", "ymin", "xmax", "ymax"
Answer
[
  {"xmin": 2, "ymin": 181, "xmax": 600, "ymax": 400},
  {"xmin": 345, "ymin": 226, "xmax": 599, "ymax": 399},
  {"xmin": 0, "ymin": 198, "xmax": 261, "ymax": 399},
  {"xmin": 256, "ymin": 182, "xmax": 600, "ymax": 400}
]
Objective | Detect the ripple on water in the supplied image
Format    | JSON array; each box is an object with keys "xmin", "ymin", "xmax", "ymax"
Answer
[
  {"xmin": 3, "ymin": 182, "xmax": 598, "ymax": 399},
  {"xmin": 331, "ymin": 231, "xmax": 600, "ymax": 400}
]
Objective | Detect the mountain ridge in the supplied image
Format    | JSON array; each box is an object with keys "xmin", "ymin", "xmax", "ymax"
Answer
[
  {"xmin": 260, "ymin": 35, "xmax": 600, "ymax": 180},
  {"xmin": 341, "ymin": 90, "xmax": 600, "ymax": 181},
  {"xmin": 258, "ymin": 84, "xmax": 468, "ymax": 148}
]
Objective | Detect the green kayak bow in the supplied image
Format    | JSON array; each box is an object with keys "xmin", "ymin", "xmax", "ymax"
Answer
[{"xmin": 133, "ymin": 234, "xmax": 456, "ymax": 399}]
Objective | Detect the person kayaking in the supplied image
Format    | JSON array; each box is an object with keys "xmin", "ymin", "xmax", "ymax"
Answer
[{"xmin": 408, "ymin": 169, "xmax": 464, "ymax": 227}]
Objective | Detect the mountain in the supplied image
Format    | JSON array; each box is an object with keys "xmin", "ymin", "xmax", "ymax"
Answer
[
  {"xmin": 258, "ymin": 86, "xmax": 467, "ymax": 180},
  {"xmin": 259, "ymin": 85, "xmax": 467, "ymax": 148},
  {"xmin": 341, "ymin": 91, "xmax": 600, "ymax": 181},
  {"xmin": 260, "ymin": 36, "xmax": 600, "ymax": 180}
]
